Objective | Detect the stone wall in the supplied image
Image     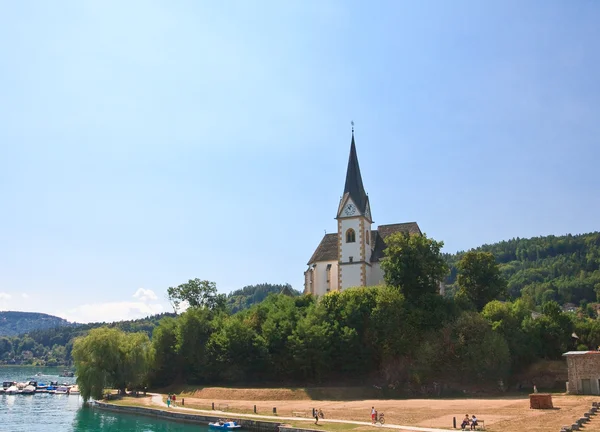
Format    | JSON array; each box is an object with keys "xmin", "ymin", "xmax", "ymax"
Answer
[
  {"xmin": 93, "ymin": 402, "xmax": 281, "ymax": 432},
  {"xmin": 565, "ymin": 353, "xmax": 600, "ymax": 395}
]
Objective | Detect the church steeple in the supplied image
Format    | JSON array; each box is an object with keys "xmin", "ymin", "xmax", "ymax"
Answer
[{"xmin": 342, "ymin": 127, "xmax": 368, "ymax": 214}]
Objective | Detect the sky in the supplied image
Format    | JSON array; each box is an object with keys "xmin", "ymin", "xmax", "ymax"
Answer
[{"xmin": 1, "ymin": 1, "xmax": 599, "ymax": 323}]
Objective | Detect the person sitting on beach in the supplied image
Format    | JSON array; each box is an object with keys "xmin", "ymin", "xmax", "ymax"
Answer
[
  {"xmin": 460, "ymin": 414, "xmax": 470, "ymax": 430},
  {"xmin": 470, "ymin": 414, "xmax": 478, "ymax": 430}
]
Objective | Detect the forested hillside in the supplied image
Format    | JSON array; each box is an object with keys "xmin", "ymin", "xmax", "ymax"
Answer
[
  {"xmin": 226, "ymin": 283, "xmax": 300, "ymax": 313},
  {"xmin": 0, "ymin": 313, "xmax": 175, "ymax": 366},
  {"xmin": 0, "ymin": 311, "xmax": 74, "ymax": 337},
  {"xmin": 444, "ymin": 232, "xmax": 600, "ymax": 306}
]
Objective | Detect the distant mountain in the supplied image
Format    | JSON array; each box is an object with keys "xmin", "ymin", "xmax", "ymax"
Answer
[
  {"xmin": 0, "ymin": 311, "xmax": 75, "ymax": 337},
  {"xmin": 226, "ymin": 283, "xmax": 301, "ymax": 313},
  {"xmin": 444, "ymin": 231, "xmax": 600, "ymax": 306}
]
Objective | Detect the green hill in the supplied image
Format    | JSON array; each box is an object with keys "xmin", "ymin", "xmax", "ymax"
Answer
[
  {"xmin": 0, "ymin": 312, "xmax": 176, "ymax": 365},
  {"xmin": 444, "ymin": 231, "xmax": 600, "ymax": 306},
  {"xmin": 0, "ymin": 311, "xmax": 75, "ymax": 337},
  {"xmin": 226, "ymin": 283, "xmax": 301, "ymax": 313}
]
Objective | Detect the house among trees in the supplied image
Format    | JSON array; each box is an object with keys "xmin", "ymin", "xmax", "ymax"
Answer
[
  {"xmin": 304, "ymin": 128, "xmax": 421, "ymax": 296},
  {"xmin": 563, "ymin": 350, "xmax": 600, "ymax": 395}
]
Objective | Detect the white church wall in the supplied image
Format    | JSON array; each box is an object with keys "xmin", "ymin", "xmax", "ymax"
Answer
[
  {"xmin": 364, "ymin": 264, "xmax": 372, "ymax": 287},
  {"xmin": 341, "ymin": 264, "xmax": 362, "ymax": 290},
  {"xmin": 369, "ymin": 263, "xmax": 385, "ymax": 286},
  {"xmin": 330, "ymin": 262, "xmax": 339, "ymax": 291},
  {"xmin": 364, "ymin": 225, "xmax": 373, "ymax": 262},
  {"xmin": 340, "ymin": 218, "xmax": 361, "ymax": 262},
  {"xmin": 313, "ymin": 260, "xmax": 338, "ymax": 296}
]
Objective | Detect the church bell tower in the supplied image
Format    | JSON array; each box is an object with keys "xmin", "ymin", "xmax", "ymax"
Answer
[{"xmin": 336, "ymin": 125, "xmax": 373, "ymax": 290}]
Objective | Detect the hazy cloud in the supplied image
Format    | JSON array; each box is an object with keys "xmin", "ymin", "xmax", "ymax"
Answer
[
  {"xmin": 0, "ymin": 292, "xmax": 11, "ymax": 309},
  {"xmin": 58, "ymin": 289, "xmax": 165, "ymax": 323},
  {"xmin": 132, "ymin": 288, "xmax": 158, "ymax": 302},
  {"xmin": 21, "ymin": 293, "xmax": 30, "ymax": 299}
]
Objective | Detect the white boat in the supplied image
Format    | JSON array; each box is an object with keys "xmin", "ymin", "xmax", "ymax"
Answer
[
  {"xmin": 22, "ymin": 385, "xmax": 36, "ymax": 394},
  {"xmin": 55, "ymin": 386, "xmax": 69, "ymax": 395},
  {"xmin": 69, "ymin": 385, "xmax": 80, "ymax": 395},
  {"xmin": 209, "ymin": 421, "xmax": 242, "ymax": 429},
  {"xmin": 6, "ymin": 385, "xmax": 19, "ymax": 394}
]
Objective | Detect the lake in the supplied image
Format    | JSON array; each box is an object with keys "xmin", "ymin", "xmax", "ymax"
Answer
[{"xmin": 0, "ymin": 366, "xmax": 208, "ymax": 431}]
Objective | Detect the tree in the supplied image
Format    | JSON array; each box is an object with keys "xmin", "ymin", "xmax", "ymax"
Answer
[
  {"xmin": 457, "ymin": 251, "xmax": 507, "ymax": 310},
  {"xmin": 167, "ymin": 278, "xmax": 226, "ymax": 312},
  {"xmin": 150, "ymin": 317, "xmax": 180, "ymax": 387},
  {"xmin": 447, "ymin": 312, "xmax": 511, "ymax": 382},
  {"xmin": 72, "ymin": 327, "xmax": 154, "ymax": 402},
  {"xmin": 380, "ymin": 232, "xmax": 448, "ymax": 302}
]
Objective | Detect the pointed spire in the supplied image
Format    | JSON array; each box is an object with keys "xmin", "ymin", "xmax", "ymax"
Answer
[{"xmin": 343, "ymin": 123, "xmax": 368, "ymax": 213}]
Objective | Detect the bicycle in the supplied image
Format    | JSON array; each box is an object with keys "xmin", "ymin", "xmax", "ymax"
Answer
[{"xmin": 377, "ymin": 412, "xmax": 385, "ymax": 424}]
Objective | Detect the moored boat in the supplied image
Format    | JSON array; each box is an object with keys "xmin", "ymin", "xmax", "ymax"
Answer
[
  {"xmin": 69, "ymin": 385, "xmax": 80, "ymax": 395},
  {"xmin": 209, "ymin": 420, "xmax": 241, "ymax": 429},
  {"xmin": 6, "ymin": 385, "xmax": 19, "ymax": 394},
  {"xmin": 22, "ymin": 385, "xmax": 36, "ymax": 394},
  {"xmin": 55, "ymin": 386, "xmax": 69, "ymax": 395}
]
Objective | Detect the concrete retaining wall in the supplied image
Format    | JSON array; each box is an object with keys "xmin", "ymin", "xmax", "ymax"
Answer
[
  {"xmin": 278, "ymin": 427, "xmax": 322, "ymax": 432},
  {"xmin": 93, "ymin": 401, "xmax": 281, "ymax": 432}
]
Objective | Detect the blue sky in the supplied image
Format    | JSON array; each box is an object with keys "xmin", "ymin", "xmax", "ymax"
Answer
[{"xmin": 1, "ymin": 1, "xmax": 599, "ymax": 322}]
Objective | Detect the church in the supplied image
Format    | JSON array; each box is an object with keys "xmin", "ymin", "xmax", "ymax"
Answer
[{"xmin": 304, "ymin": 129, "xmax": 422, "ymax": 296}]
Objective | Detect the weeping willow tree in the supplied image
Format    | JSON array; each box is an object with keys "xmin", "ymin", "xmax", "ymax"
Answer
[{"xmin": 72, "ymin": 327, "xmax": 154, "ymax": 402}]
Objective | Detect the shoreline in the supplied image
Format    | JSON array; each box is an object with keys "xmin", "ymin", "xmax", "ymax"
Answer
[
  {"xmin": 93, "ymin": 401, "xmax": 283, "ymax": 431},
  {"xmin": 93, "ymin": 397, "xmax": 454, "ymax": 432}
]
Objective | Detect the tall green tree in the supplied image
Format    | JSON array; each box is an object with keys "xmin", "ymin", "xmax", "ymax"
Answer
[
  {"xmin": 167, "ymin": 279, "xmax": 226, "ymax": 312},
  {"xmin": 457, "ymin": 251, "xmax": 507, "ymax": 310},
  {"xmin": 72, "ymin": 327, "xmax": 154, "ymax": 402},
  {"xmin": 150, "ymin": 317, "xmax": 180, "ymax": 387},
  {"xmin": 381, "ymin": 232, "xmax": 448, "ymax": 302}
]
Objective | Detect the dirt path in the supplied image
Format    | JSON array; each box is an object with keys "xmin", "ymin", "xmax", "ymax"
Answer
[
  {"xmin": 148, "ymin": 393, "xmax": 453, "ymax": 432},
  {"xmin": 150, "ymin": 390, "xmax": 600, "ymax": 432}
]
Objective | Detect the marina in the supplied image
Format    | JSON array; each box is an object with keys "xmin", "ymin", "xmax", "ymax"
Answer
[
  {"xmin": 1, "ymin": 379, "xmax": 81, "ymax": 395},
  {"xmin": 0, "ymin": 366, "xmax": 206, "ymax": 431}
]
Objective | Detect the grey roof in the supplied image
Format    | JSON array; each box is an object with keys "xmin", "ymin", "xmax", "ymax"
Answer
[
  {"xmin": 343, "ymin": 133, "xmax": 368, "ymax": 214},
  {"xmin": 377, "ymin": 222, "xmax": 422, "ymax": 238},
  {"xmin": 370, "ymin": 222, "xmax": 422, "ymax": 262},
  {"xmin": 307, "ymin": 222, "xmax": 422, "ymax": 265}
]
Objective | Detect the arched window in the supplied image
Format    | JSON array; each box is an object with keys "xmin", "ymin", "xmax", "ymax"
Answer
[{"xmin": 346, "ymin": 228, "xmax": 356, "ymax": 243}]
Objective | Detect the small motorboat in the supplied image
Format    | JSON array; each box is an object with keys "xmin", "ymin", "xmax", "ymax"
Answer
[
  {"xmin": 55, "ymin": 386, "xmax": 69, "ymax": 395},
  {"xmin": 6, "ymin": 385, "xmax": 19, "ymax": 394},
  {"xmin": 2, "ymin": 381, "xmax": 15, "ymax": 390},
  {"xmin": 22, "ymin": 385, "xmax": 36, "ymax": 394},
  {"xmin": 69, "ymin": 385, "xmax": 80, "ymax": 395},
  {"xmin": 209, "ymin": 420, "xmax": 241, "ymax": 429}
]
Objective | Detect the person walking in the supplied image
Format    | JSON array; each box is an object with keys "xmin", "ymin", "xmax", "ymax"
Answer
[
  {"xmin": 166, "ymin": 395, "xmax": 171, "ymax": 408},
  {"xmin": 371, "ymin": 407, "xmax": 376, "ymax": 424}
]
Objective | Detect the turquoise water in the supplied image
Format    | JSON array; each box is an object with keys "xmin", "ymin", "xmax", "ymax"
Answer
[{"xmin": 0, "ymin": 367, "xmax": 208, "ymax": 431}]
